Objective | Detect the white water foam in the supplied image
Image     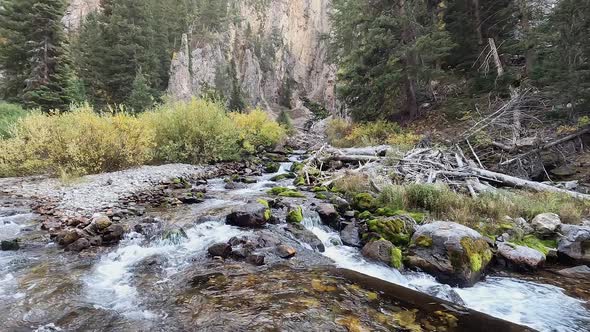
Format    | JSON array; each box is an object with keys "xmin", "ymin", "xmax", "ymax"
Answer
[
  {"xmin": 84, "ymin": 221, "xmax": 246, "ymax": 319},
  {"xmin": 301, "ymin": 212, "xmax": 590, "ymax": 332}
]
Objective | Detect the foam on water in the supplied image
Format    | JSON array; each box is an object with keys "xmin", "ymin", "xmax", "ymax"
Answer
[
  {"xmin": 301, "ymin": 211, "xmax": 590, "ymax": 332},
  {"xmin": 84, "ymin": 221, "xmax": 246, "ymax": 319}
]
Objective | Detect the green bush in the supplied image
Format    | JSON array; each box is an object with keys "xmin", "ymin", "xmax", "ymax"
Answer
[
  {"xmin": 0, "ymin": 102, "xmax": 28, "ymax": 138},
  {"xmin": 146, "ymin": 99, "xmax": 240, "ymax": 164}
]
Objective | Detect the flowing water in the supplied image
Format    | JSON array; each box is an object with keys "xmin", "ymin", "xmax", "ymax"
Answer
[{"xmin": 1, "ymin": 159, "xmax": 589, "ymax": 331}]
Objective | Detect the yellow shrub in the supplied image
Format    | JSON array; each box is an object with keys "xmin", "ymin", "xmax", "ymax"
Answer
[
  {"xmin": 230, "ymin": 109, "xmax": 286, "ymax": 153},
  {"xmin": 326, "ymin": 117, "xmax": 353, "ymax": 147},
  {"xmin": 0, "ymin": 106, "xmax": 154, "ymax": 177},
  {"xmin": 387, "ymin": 132, "xmax": 422, "ymax": 149},
  {"xmin": 144, "ymin": 99, "xmax": 240, "ymax": 164}
]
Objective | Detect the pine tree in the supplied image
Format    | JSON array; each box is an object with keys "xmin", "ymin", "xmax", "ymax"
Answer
[
  {"xmin": 127, "ymin": 69, "xmax": 154, "ymax": 112},
  {"xmin": 21, "ymin": 0, "xmax": 76, "ymax": 111},
  {"xmin": 0, "ymin": 0, "xmax": 34, "ymax": 103},
  {"xmin": 228, "ymin": 60, "xmax": 246, "ymax": 112}
]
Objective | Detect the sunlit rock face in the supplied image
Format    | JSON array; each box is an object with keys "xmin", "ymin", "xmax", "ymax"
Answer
[
  {"xmin": 167, "ymin": 0, "xmax": 337, "ymax": 119},
  {"xmin": 63, "ymin": 0, "xmax": 101, "ymax": 31}
]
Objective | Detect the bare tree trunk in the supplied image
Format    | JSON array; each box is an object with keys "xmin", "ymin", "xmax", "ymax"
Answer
[{"xmin": 488, "ymin": 38, "xmax": 504, "ymax": 77}]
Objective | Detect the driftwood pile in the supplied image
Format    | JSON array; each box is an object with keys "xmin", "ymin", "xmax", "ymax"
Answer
[{"xmin": 305, "ymin": 143, "xmax": 590, "ymax": 200}]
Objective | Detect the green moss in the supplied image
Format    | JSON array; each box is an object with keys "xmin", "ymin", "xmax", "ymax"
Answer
[
  {"xmin": 353, "ymin": 193, "xmax": 376, "ymax": 211},
  {"xmin": 270, "ymin": 173, "xmax": 297, "ymax": 181},
  {"xmin": 290, "ymin": 162, "xmax": 304, "ymax": 173},
  {"xmin": 366, "ymin": 217, "xmax": 412, "ymax": 246},
  {"xmin": 414, "ymin": 235, "xmax": 432, "ymax": 247},
  {"xmin": 312, "ymin": 186, "xmax": 329, "ymax": 192},
  {"xmin": 287, "ymin": 206, "xmax": 304, "ymax": 223},
  {"xmin": 257, "ymin": 199, "xmax": 270, "ymax": 209},
  {"xmin": 278, "ymin": 190, "xmax": 305, "ymax": 198},
  {"xmin": 257, "ymin": 199, "xmax": 272, "ymax": 221},
  {"xmin": 315, "ymin": 193, "xmax": 328, "ymax": 200},
  {"xmin": 267, "ymin": 187, "xmax": 290, "ymax": 195},
  {"xmin": 511, "ymin": 235, "xmax": 556, "ymax": 256},
  {"xmin": 264, "ymin": 162, "xmax": 280, "ymax": 173},
  {"xmin": 459, "ymin": 237, "xmax": 492, "ymax": 273},
  {"xmin": 357, "ymin": 211, "xmax": 373, "ymax": 220},
  {"xmin": 375, "ymin": 208, "xmax": 425, "ymax": 223},
  {"xmin": 293, "ymin": 177, "xmax": 306, "ymax": 186},
  {"xmin": 390, "ymin": 247, "xmax": 403, "ymax": 269}
]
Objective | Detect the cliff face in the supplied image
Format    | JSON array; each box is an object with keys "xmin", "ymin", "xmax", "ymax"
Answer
[
  {"xmin": 168, "ymin": 0, "xmax": 337, "ymax": 119},
  {"xmin": 63, "ymin": 0, "xmax": 101, "ymax": 31}
]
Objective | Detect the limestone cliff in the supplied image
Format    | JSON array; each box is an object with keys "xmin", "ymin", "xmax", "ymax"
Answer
[
  {"xmin": 167, "ymin": 0, "xmax": 337, "ymax": 121},
  {"xmin": 63, "ymin": 0, "xmax": 100, "ymax": 31}
]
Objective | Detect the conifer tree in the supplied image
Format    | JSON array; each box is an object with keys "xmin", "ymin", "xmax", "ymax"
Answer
[{"xmin": 127, "ymin": 69, "xmax": 154, "ymax": 112}]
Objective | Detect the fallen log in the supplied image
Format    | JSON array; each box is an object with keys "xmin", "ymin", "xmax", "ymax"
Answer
[{"xmin": 469, "ymin": 167, "xmax": 590, "ymax": 200}]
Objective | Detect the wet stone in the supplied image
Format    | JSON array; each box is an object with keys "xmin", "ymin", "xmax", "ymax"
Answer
[
  {"xmin": 276, "ymin": 244, "xmax": 297, "ymax": 259},
  {"xmin": 246, "ymin": 254, "xmax": 265, "ymax": 266},
  {"xmin": 208, "ymin": 243, "xmax": 232, "ymax": 258},
  {"xmin": 1, "ymin": 239, "xmax": 20, "ymax": 251},
  {"xmin": 66, "ymin": 238, "xmax": 90, "ymax": 252}
]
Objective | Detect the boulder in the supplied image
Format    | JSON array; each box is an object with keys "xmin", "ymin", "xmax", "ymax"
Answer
[
  {"xmin": 102, "ymin": 224, "xmax": 125, "ymax": 244},
  {"xmin": 208, "ymin": 243, "xmax": 232, "ymax": 258},
  {"xmin": 285, "ymin": 223, "xmax": 325, "ymax": 252},
  {"xmin": 340, "ymin": 222, "xmax": 361, "ymax": 247},
  {"xmin": 329, "ymin": 196, "xmax": 350, "ymax": 212},
  {"xmin": 286, "ymin": 206, "xmax": 304, "ymax": 224},
  {"xmin": 361, "ymin": 239, "xmax": 395, "ymax": 265},
  {"xmin": 531, "ymin": 213, "xmax": 562, "ymax": 237},
  {"xmin": 366, "ymin": 216, "xmax": 416, "ymax": 247},
  {"xmin": 558, "ymin": 224, "xmax": 590, "ymax": 264},
  {"xmin": 276, "ymin": 244, "xmax": 297, "ymax": 259},
  {"xmin": 56, "ymin": 229, "xmax": 81, "ymax": 246},
  {"xmin": 496, "ymin": 242, "xmax": 545, "ymax": 271},
  {"xmin": 246, "ymin": 254, "xmax": 265, "ymax": 266},
  {"xmin": 406, "ymin": 221, "xmax": 493, "ymax": 287},
  {"xmin": 316, "ymin": 204, "xmax": 339, "ymax": 227},
  {"xmin": 93, "ymin": 214, "xmax": 112, "ymax": 231},
  {"xmin": 66, "ymin": 238, "xmax": 90, "ymax": 252},
  {"xmin": 226, "ymin": 202, "xmax": 271, "ymax": 228},
  {"xmin": 1, "ymin": 239, "xmax": 20, "ymax": 251},
  {"xmin": 557, "ymin": 265, "xmax": 590, "ymax": 279}
]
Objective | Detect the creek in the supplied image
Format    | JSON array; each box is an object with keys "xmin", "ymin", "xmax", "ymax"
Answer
[{"xmin": 1, "ymin": 158, "xmax": 589, "ymax": 331}]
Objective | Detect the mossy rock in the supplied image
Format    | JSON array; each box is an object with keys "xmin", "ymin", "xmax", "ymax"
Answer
[
  {"xmin": 457, "ymin": 237, "xmax": 493, "ymax": 273},
  {"xmin": 270, "ymin": 173, "xmax": 296, "ymax": 181},
  {"xmin": 278, "ymin": 190, "xmax": 306, "ymax": 198},
  {"xmin": 287, "ymin": 206, "xmax": 304, "ymax": 224},
  {"xmin": 290, "ymin": 162, "xmax": 304, "ymax": 173},
  {"xmin": 390, "ymin": 247, "xmax": 403, "ymax": 269},
  {"xmin": 375, "ymin": 208, "xmax": 425, "ymax": 223},
  {"xmin": 366, "ymin": 217, "xmax": 415, "ymax": 247},
  {"xmin": 315, "ymin": 193, "xmax": 328, "ymax": 200},
  {"xmin": 511, "ymin": 235, "xmax": 556, "ymax": 256},
  {"xmin": 311, "ymin": 186, "xmax": 329, "ymax": 192},
  {"xmin": 264, "ymin": 162, "xmax": 280, "ymax": 173},
  {"xmin": 353, "ymin": 193, "xmax": 376, "ymax": 211},
  {"xmin": 414, "ymin": 235, "xmax": 433, "ymax": 247},
  {"xmin": 267, "ymin": 187, "xmax": 290, "ymax": 195},
  {"xmin": 357, "ymin": 211, "xmax": 373, "ymax": 220},
  {"xmin": 293, "ymin": 176, "xmax": 306, "ymax": 186}
]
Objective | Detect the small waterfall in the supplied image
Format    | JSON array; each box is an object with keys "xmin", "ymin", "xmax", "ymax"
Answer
[{"xmin": 301, "ymin": 210, "xmax": 590, "ymax": 332}]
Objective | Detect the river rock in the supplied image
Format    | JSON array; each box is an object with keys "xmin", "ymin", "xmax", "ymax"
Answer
[
  {"xmin": 1, "ymin": 239, "xmax": 20, "ymax": 251},
  {"xmin": 496, "ymin": 242, "xmax": 545, "ymax": 271},
  {"xmin": 316, "ymin": 204, "xmax": 339, "ymax": 227},
  {"xmin": 420, "ymin": 284, "xmax": 465, "ymax": 306},
  {"xmin": 246, "ymin": 254, "xmax": 265, "ymax": 266},
  {"xmin": 557, "ymin": 224, "xmax": 590, "ymax": 263},
  {"xmin": 557, "ymin": 265, "xmax": 590, "ymax": 279},
  {"xmin": 340, "ymin": 222, "xmax": 361, "ymax": 247},
  {"xmin": 162, "ymin": 227, "xmax": 188, "ymax": 245},
  {"xmin": 102, "ymin": 224, "xmax": 125, "ymax": 244},
  {"xmin": 66, "ymin": 238, "xmax": 90, "ymax": 252},
  {"xmin": 406, "ymin": 221, "xmax": 493, "ymax": 287},
  {"xmin": 276, "ymin": 244, "xmax": 297, "ymax": 258},
  {"xmin": 531, "ymin": 213, "xmax": 562, "ymax": 237},
  {"xmin": 226, "ymin": 202, "xmax": 270, "ymax": 228},
  {"xmin": 285, "ymin": 223, "xmax": 325, "ymax": 252},
  {"xmin": 56, "ymin": 229, "xmax": 81, "ymax": 246},
  {"xmin": 361, "ymin": 239, "xmax": 394, "ymax": 265},
  {"xmin": 329, "ymin": 196, "xmax": 350, "ymax": 212},
  {"xmin": 208, "ymin": 243, "xmax": 232, "ymax": 258},
  {"xmin": 93, "ymin": 214, "xmax": 112, "ymax": 231}
]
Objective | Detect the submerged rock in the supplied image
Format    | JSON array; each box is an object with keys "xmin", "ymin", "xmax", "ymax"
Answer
[
  {"xmin": 1, "ymin": 239, "xmax": 20, "ymax": 251},
  {"xmin": 406, "ymin": 221, "xmax": 492, "ymax": 287},
  {"xmin": 531, "ymin": 213, "xmax": 561, "ymax": 237},
  {"xmin": 226, "ymin": 202, "xmax": 271, "ymax": 228},
  {"xmin": 420, "ymin": 284, "xmax": 465, "ymax": 306},
  {"xmin": 208, "ymin": 243, "xmax": 232, "ymax": 258},
  {"xmin": 285, "ymin": 223, "xmax": 325, "ymax": 252},
  {"xmin": 557, "ymin": 265, "xmax": 590, "ymax": 279},
  {"xmin": 496, "ymin": 242, "xmax": 545, "ymax": 271},
  {"xmin": 162, "ymin": 227, "xmax": 188, "ymax": 245},
  {"xmin": 558, "ymin": 224, "xmax": 590, "ymax": 264}
]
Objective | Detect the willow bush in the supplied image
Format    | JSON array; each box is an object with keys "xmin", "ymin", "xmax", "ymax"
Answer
[{"xmin": 0, "ymin": 99, "xmax": 286, "ymax": 177}]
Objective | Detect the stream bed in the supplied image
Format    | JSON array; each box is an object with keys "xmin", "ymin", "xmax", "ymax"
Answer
[{"xmin": 1, "ymin": 160, "xmax": 589, "ymax": 331}]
